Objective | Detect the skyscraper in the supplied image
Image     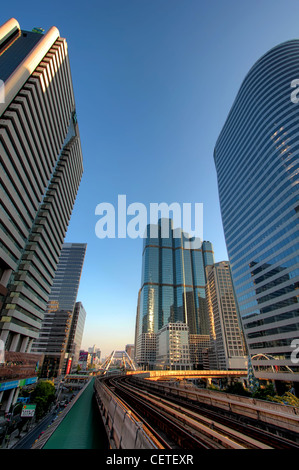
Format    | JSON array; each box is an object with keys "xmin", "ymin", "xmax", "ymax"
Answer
[
  {"xmin": 66, "ymin": 301, "xmax": 87, "ymax": 373},
  {"xmin": 32, "ymin": 243, "xmax": 87, "ymax": 377},
  {"xmin": 205, "ymin": 261, "xmax": 247, "ymax": 370},
  {"xmin": 214, "ymin": 40, "xmax": 299, "ymax": 387},
  {"xmin": 135, "ymin": 218, "xmax": 214, "ymax": 367},
  {"xmin": 0, "ymin": 18, "xmax": 83, "ymax": 410},
  {"xmin": 156, "ymin": 322, "xmax": 191, "ymax": 371}
]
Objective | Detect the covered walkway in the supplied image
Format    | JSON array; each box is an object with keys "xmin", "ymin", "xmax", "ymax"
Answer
[{"xmin": 43, "ymin": 378, "xmax": 108, "ymax": 449}]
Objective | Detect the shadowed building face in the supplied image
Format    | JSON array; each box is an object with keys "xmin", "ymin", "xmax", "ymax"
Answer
[{"xmin": 0, "ymin": 18, "xmax": 83, "ymax": 409}]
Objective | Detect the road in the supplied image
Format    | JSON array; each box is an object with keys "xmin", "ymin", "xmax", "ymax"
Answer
[{"xmin": 11, "ymin": 407, "xmax": 63, "ymax": 449}]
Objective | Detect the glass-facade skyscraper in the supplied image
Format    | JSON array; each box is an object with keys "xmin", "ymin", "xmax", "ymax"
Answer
[
  {"xmin": 214, "ymin": 40, "xmax": 299, "ymax": 386},
  {"xmin": 66, "ymin": 301, "xmax": 87, "ymax": 373},
  {"xmin": 135, "ymin": 218, "xmax": 214, "ymax": 367},
  {"xmin": 32, "ymin": 243, "xmax": 87, "ymax": 377}
]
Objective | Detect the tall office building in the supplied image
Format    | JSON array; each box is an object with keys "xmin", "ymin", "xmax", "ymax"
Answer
[
  {"xmin": 32, "ymin": 243, "xmax": 86, "ymax": 377},
  {"xmin": 135, "ymin": 218, "xmax": 214, "ymax": 367},
  {"xmin": 125, "ymin": 344, "xmax": 135, "ymax": 360},
  {"xmin": 214, "ymin": 40, "xmax": 299, "ymax": 387},
  {"xmin": 205, "ymin": 262, "xmax": 247, "ymax": 370},
  {"xmin": 0, "ymin": 18, "xmax": 83, "ymax": 410},
  {"xmin": 156, "ymin": 322, "xmax": 191, "ymax": 371},
  {"xmin": 189, "ymin": 334, "xmax": 211, "ymax": 370},
  {"xmin": 66, "ymin": 301, "xmax": 86, "ymax": 373}
]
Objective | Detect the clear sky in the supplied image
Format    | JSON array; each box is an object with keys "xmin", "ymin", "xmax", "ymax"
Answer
[{"xmin": 2, "ymin": 0, "xmax": 299, "ymax": 357}]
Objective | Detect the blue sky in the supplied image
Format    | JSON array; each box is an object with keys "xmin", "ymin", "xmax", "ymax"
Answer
[{"xmin": 2, "ymin": 0, "xmax": 299, "ymax": 357}]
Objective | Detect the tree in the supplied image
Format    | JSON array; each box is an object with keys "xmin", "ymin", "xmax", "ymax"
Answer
[
  {"xmin": 225, "ymin": 381, "xmax": 251, "ymax": 397},
  {"xmin": 252, "ymin": 383, "xmax": 276, "ymax": 400},
  {"xmin": 31, "ymin": 380, "xmax": 56, "ymax": 419},
  {"xmin": 266, "ymin": 392, "xmax": 299, "ymax": 408}
]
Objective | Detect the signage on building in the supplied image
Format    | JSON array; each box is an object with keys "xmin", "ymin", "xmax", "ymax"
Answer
[
  {"xmin": 66, "ymin": 358, "xmax": 72, "ymax": 375},
  {"xmin": 0, "ymin": 376, "xmax": 38, "ymax": 392},
  {"xmin": 21, "ymin": 404, "xmax": 36, "ymax": 418}
]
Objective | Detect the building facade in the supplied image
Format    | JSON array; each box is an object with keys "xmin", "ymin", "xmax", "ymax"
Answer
[
  {"xmin": 214, "ymin": 40, "xmax": 299, "ymax": 385},
  {"xmin": 189, "ymin": 334, "xmax": 211, "ymax": 369},
  {"xmin": 136, "ymin": 333, "xmax": 156, "ymax": 369},
  {"xmin": 32, "ymin": 243, "xmax": 87, "ymax": 377},
  {"xmin": 135, "ymin": 218, "xmax": 214, "ymax": 368},
  {"xmin": 156, "ymin": 322, "xmax": 191, "ymax": 370},
  {"xmin": 66, "ymin": 301, "xmax": 86, "ymax": 373},
  {"xmin": 125, "ymin": 344, "xmax": 135, "ymax": 360},
  {"xmin": 205, "ymin": 262, "xmax": 247, "ymax": 370},
  {"xmin": 0, "ymin": 18, "xmax": 83, "ymax": 412}
]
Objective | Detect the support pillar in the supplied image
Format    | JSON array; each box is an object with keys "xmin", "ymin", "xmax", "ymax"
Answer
[
  {"xmin": 5, "ymin": 388, "xmax": 16, "ymax": 413},
  {"xmin": 12, "ymin": 388, "xmax": 20, "ymax": 405},
  {"xmin": 20, "ymin": 336, "xmax": 29, "ymax": 353},
  {"xmin": 27, "ymin": 339, "xmax": 34, "ymax": 353},
  {"xmin": 10, "ymin": 334, "xmax": 20, "ymax": 352},
  {"xmin": 0, "ymin": 330, "xmax": 9, "ymax": 345}
]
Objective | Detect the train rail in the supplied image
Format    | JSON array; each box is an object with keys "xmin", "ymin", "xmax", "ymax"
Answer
[
  {"xmin": 103, "ymin": 375, "xmax": 299, "ymax": 449},
  {"xmin": 104, "ymin": 376, "xmax": 271, "ymax": 449},
  {"xmin": 104, "ymin": 376, "xmax": 213, "ymax": 449},
  {"xmin": 126, "ymin": 377, "xmax": 299, "ymax": 450},
  {"xmin": 100, "ymin": 379, "xmax": 170, "ymax": 449}
]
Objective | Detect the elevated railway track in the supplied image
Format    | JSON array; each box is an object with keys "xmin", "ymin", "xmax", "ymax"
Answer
[{"xmin": 97, "ymin": 375, "xmax": 299, "ymax": 449}]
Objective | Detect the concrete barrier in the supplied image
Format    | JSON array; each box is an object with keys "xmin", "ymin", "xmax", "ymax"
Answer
[{"xmin": 94, "ymin": 378, "xmax": 158, "ymax": 449}]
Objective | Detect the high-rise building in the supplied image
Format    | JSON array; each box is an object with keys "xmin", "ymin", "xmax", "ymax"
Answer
[
  {"xmin": 125, "ymin": 344, "xmax": 135, "ymax": 360},
  {"xmin": 189, "ymin": 334, "xmax": 211, "ymax": 369},
  {"xmin": 66, "ymin": 301, "xmax": 86, "ymax": 373},
  {"xmin": 135, "ymin": 218, "xmax": 214, "ymax": 368},
  {"xmin": 136, "ymin": 333, "xmax": 156, "ymax": 369},
  {"xmin": 32, "ymin": 243, "xmax": 86, "ymax": 377},
  {"xmin": 86, "ymin": 345, "xmax": 101, "ymax": 369},
  {"xmin": 205, "ymin": 262, "xmax": 247, "ymax": 370},
  {"xmin": 0, "ymin": 18, "xmax": 83, "ymax": 411},
  {"xmin": 214, "ymin": 40, "xmax": 299, "ymax": 387},
  {"xmin": 156, "ymin": 322, "xmax": 191, "ymax": 371}
]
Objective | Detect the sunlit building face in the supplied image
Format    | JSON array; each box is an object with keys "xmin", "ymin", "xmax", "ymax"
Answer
[{"xmin": 135, "ymin": 218, "xmax": 214, "ymax": 367}]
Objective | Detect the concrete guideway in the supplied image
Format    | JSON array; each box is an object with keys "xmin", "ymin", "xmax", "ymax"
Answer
[
  {"xmin": 131, "ymin": 376, "xmax": 299, "ymax": 437},
  {"xmin": 97, "ymin": 374, "xmax": 299, "ymax": 449},
  {"xmin": 31, "ymin": 378, "xmax": 92, "ymax": 448}
]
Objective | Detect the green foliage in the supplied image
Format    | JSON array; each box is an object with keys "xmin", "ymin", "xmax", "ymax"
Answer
[
  {"xmin": 225, "ymin": 381, "xmax": 251, "ymax": 397},
  {"xmin": 31, "ymin": 380, "xmax": 56, "ymax": 419},
  {"xmin": 252, "ymin": 383, "xmax": 275, "ymax": 400},
  {"xmin": 266, "ymin": 392, "xmax": 299, "ymax": 408},
  {"xmin": 207, "ymin": 383, "xmax": 220, "ymax": 391}
]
